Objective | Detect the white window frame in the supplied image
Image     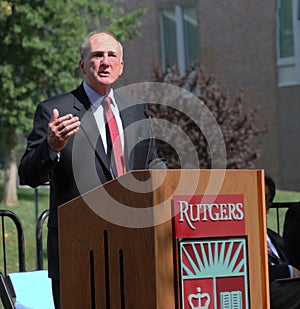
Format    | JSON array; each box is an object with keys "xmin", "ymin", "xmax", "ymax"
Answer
[
  {"xmin": 277, "ymin": 0, "xmax": 300, "ymax": 86},
  {"xmin": 159, "ymin": 5, "xmax": 197, "ymax": 75}
]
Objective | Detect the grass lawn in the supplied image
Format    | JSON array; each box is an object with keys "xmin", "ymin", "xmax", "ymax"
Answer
[
  {"xmin": 0, "ymin": 184, "xmax": 49, "ymax": 274},
  {"xmin": 267, "ymin": 189, "xmax": 300, "ymax": 234}
]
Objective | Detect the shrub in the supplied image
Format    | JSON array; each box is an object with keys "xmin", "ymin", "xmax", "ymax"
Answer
[{"xmin": 149, "ymin": 64, "xmax": 268, "ymax": 169}]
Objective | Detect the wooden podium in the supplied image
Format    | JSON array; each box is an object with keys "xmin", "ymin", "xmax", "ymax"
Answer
[{"xmin": 58, "ymin": 169, "xmax": 269, "ymax": 308}]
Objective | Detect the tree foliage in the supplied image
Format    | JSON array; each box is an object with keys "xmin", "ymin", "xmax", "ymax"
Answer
[
  {"xmin": 0, "ymin": 0, "xmax": 145, "ymax": 138},
  {"xmin": 0, "ymin": 0, "xmax": 146, "ymax": 205},
  {"xmin": 149, "ymin": 64, "xmax": 269, "ymax": 169}
]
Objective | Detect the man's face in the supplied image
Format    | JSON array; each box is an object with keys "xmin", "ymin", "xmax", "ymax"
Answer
[
  {"xmin": 80, "ymin": 33, "xmax": 124, "ymax": 94},
  {"xmin": 265, "ymin": 185, "xmax": 272, "ymax": 213}
]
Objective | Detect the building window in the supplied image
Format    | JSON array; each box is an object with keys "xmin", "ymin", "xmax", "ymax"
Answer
[
  {"xmin": 159, "ymin": 5, "xmax": 199, "ymax": 74},
  {"xmin": 277, "ymin": 0, "xmax": 300, "ymax": 86}
]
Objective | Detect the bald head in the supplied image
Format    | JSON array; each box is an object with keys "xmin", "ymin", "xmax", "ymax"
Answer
[{"xmin": 80, "ymin": 31, "xmax": 123, "ymax": 60}]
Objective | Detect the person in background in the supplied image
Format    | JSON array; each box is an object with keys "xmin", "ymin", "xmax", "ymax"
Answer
[
  {"xmin": 265, "ymin": 175, "xmax": 300, "ymax": 309},
  {"xmin": 18, "ymin": 30, "xmax": 163, "ymax": 308},
  {"xmin": 283, "ymin": 193, "xmax": 300, "ymax": 270}
]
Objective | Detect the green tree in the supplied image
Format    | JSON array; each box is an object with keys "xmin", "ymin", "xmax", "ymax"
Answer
[{"xmin": 0, "ymin": 0, "xmax": 146, "ymax": 205}]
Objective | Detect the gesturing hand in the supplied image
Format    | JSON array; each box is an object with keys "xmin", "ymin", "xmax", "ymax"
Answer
[
  {"xmin": 47, "ymin": 109, "xmax": 81, "ymax": 152},
  {"xmin": 293, "ymin": 267, "xmax": 300, "ymax": 278}
]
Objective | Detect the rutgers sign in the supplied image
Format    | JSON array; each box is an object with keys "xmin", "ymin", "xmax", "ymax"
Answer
[{"xmin": 173, "ymin": 195, "xmax": 250, "ymax": 309}]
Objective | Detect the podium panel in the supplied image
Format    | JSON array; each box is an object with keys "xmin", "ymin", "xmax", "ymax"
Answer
[{"xmin": 58, "ymin": 169, "xmax": 269, "ymax": 308}]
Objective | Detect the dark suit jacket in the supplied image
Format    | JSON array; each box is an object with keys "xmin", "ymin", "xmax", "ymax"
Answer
[
  {"xmin": 268, "ymin": 228, "xmax": 292, "ymax": 282},
  {"xmin": 18, "ymin": 84, "xmax": 160, "ymax": 279},
  {"xmin": 283, "ymin": 203, "xmax": 300, "ymax": 270}
]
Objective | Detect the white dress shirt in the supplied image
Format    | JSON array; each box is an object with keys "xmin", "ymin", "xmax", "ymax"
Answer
[{"xmin": 83, "ymin": 82, "xmax": 124, "ymax": 153}]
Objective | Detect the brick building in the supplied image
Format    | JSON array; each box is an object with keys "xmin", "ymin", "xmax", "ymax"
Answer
[{"xmin": 116, "ymin": 0, "xmax": 300, "ymax": 190}]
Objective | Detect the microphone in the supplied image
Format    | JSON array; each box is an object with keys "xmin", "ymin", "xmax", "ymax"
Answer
[{"xmin": 148, "ymin": 158, "xmax": 168, "ymax": 169}]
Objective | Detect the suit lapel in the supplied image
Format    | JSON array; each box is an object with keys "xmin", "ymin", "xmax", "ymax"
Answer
[
  {"xmin": 267, "ymin": 229, "xmax": 290, "ymax": 263},
  {"xmin": 114, "ymin": 92, "xmax": 138, "ymax": 171},
  {"xmin": 72, "ymin": 85, "xmax": 111, "ymax": 173}
]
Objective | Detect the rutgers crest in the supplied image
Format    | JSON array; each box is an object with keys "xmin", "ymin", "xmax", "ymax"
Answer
[
  {"xmin": 179, "ymin": 238, "xmax": 249, "ymax": 309},
  {"xmin": 173, "ymin": 195, "xmax": 250, "ymax": 309}
]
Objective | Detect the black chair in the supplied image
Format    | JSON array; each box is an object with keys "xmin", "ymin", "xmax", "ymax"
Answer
[
  {"xmin": 0, "ymin": 209, "xmax": 54, "ymax": 309},
  {"xmin": 36, "ymin": 209, "xmax": 49, "ymax": 270},
  {"xmin": 0, "ymin": 272, "xmax": 15, "ymax": 309},
  {"xmin": 0, "ymin": 210, "xmax": 25, "ymax": 276},
  {"xmin": 0, "ymin": 209, "xmax": 25, "ymax": 309}
]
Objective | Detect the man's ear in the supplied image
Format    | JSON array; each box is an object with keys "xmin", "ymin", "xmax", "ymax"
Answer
[
  {"xmin": 118, "ymin": 60, "xmax": 124, "ymax": 77},
  {"xmin": 79, "ymin": 59, "xmax": 86, "ymax": 74}
]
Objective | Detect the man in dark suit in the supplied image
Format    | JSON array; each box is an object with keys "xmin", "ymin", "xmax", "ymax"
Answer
[
  {"xmin": 283, "ymin": 202, "xmax": 300, "ymax": 271},
  {"xmin": 265, "ymin": 175, "xmax": 300, "ymax": 308},
  {"xmin": 18, "ymin": 31, "xmax": 162, "ymax": 309}
]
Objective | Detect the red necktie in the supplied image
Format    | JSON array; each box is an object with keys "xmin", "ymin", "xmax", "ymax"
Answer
[{"xmin": 103, "ymin": 96, "xmax": 126, "ymax": 177}]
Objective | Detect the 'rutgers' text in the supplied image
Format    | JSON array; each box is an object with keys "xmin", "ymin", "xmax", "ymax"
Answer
[{"xmin": 178, "ymin": 200, "xmax": 244, "ymax": 230}]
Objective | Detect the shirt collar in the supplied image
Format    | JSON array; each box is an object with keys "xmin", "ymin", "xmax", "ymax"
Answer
[{"xmin": 83, "ymin": 81, "xmax": 115, "ymax": 107}]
